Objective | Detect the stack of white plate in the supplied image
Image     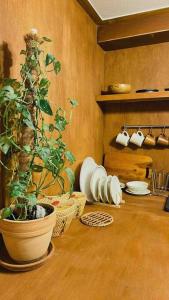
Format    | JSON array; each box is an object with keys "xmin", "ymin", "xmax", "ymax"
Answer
[
  {"xmin": 125, "ymin": 181, "xmax": 150, "ymax": 195},
  {"xmin": 80, "ymin": 157, "xmax": 122, "ymax": 205}
]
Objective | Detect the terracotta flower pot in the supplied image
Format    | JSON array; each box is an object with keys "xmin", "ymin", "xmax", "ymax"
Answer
[{"xmin": 0, "ymin": 204, "xmax": 56, "ymax": 263}]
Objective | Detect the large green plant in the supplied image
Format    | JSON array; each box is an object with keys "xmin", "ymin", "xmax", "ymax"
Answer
[{"xmin": 0, "ymin": 30, "xmax": 77, "ymax": 220}]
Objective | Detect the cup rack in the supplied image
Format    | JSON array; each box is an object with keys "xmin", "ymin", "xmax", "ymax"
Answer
[{"xmin": 122, "ymin": 125, "xmax": 169, "ymax": 129}]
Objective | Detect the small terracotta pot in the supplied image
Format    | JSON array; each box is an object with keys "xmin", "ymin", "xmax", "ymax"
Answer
[{"xmin": 0, "ymin": 203, "xmax": 56, "ymax": 263}]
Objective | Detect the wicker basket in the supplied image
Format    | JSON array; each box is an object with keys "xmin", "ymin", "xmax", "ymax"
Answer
[
  {"xmin": 70, "ymin": 192, "xmax": 87, "ymax": 218},
  {"xmin": 39, "ymin": 195, "xmax": 76, "ymax": 237}
]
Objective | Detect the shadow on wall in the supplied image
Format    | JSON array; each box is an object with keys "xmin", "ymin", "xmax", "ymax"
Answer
[{"xmin": 0, "ymin": 42, "xmax": 13, "ymax": 208}]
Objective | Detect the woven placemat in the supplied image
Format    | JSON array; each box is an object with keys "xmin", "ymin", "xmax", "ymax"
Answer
[{"xmin": 80, "ymin": 211, "xmax": 113, "ymax": 227}]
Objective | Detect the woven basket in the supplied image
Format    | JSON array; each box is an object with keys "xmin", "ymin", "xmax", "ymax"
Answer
[
  {"xmin": 70, "ymin": 192, "xmax": 87, "ymax": 218},
  {"xmin": 39, "ymin": 195, "xmax": 76, "ymax": 237}
]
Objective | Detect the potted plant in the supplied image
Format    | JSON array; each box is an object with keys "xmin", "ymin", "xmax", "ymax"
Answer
[{"xmin": 0, "ymin": 29, "xmax": 77, "ymax": 263}]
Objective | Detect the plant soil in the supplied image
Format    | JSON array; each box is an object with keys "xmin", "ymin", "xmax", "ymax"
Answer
[{"xmin": 6, "ymin": 204, "xmax": 53, "ymax": 221}]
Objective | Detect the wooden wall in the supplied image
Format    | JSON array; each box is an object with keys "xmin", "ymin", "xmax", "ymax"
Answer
[
  {"xmin": 0, "ymin": 0, "xmax": 104, "ymax": 203},
  {"xmin": 104, "ymin": 42, "xmax": 169, "ymax": 170}
]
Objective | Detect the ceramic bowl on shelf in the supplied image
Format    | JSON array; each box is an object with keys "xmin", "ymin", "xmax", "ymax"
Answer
[
  {"xmin": 108, "ymin": 83, "xmax": 131, "ymax": 94},
  {"xmin": 126, "ymin": 181, "xmax": 148, "ymax": 192}
]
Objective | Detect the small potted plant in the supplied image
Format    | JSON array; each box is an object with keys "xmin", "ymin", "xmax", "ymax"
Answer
[{"xmin": 0, "ymin": 29, "xmax": 77, "ymax": 263}]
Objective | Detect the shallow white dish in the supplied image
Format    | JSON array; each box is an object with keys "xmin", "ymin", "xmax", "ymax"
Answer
[
  {"xmin": 125, "ymin": 189, "xmax": 151, "ymax": 195},
  {"xmin": 109, "ymin": 176, "xmax": 121, "ymax": 205},
  {"xmin": 90, "ymin": 166, "xmax": 107, "ymax": 202},
  {"xmin": 80, "ymin": 157, "xmax": 97, "ymax": 203}
]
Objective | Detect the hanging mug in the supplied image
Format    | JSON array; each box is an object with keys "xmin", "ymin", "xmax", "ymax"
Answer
[
  {"xmin": 144, "ymin": 128, "xmax": 156, "ymax": 146},
  {"xmin": 157, "ymin": 127, "xmax": 168, "ymax": 146},
  {"xmin": 130, "ymin": 130, "xmax": 145, "ymax": 147},
  {"xmin": 116, "ymin": 130, "xmax": 130, "ymax": 146}
]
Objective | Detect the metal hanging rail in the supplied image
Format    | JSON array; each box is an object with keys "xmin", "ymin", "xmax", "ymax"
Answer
[{"xmin": 122, "ymin": 125, "xmax": 169, "ymax": 129}]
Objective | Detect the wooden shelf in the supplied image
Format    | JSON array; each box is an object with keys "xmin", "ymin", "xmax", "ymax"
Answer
[{"xmin": 96, "ymin": 91, "xmax": 169, "ymax": 103}]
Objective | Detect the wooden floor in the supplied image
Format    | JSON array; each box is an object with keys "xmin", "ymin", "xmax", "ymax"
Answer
[{"xmin": 0, "ymin": 194, "xmax": 169, "ymax": 300}]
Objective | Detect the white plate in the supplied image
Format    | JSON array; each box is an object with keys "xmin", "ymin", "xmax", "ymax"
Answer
[
  {"xmin": 113, "ymin": 176, "xmax": 122, "ymax": 203},
  {"xmin": 80, "ymin": 157, "xmax": 97, "ymax": 202},
  {"xmin": 110, "ymin": 176, "xmax": 121, "ymax": 205},
  {"xmin": 103, "ymin": 177, "xmax": 109, "ymax": 203},
  {"xmin": 99, "ymin": 177, "xmax": 106, "ymax": 202},
  {"xmin": 125, "ymin": 189, "xmax": 151, "ymax": 195},
  {"xmin": 98, "ymin": 177, "xmax": 106, "ymax": 202},
  {"xmin": 90, "ymin": 166, "xmax": 107, "ymax": 202},
  {"xmin": 107, "ymin": 176, "xmax": 113, "ymax": 204}
]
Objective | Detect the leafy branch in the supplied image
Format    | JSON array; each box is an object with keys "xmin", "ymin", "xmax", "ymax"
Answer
[{"xmin": 0, "ymin": 32, "xmax": 78, "ymax": 220}]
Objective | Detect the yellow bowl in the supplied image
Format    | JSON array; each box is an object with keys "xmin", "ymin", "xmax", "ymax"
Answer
[{"xmin": 108, "ymin": 83, "xmax": 131, "ymax": 94}]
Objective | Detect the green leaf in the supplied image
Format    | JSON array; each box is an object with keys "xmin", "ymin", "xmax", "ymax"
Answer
[
  {"xmin": 65, "ymin": 151, "xmax": 76, "ymax": 164},
  {"xmin": 23, "ymin": 118, "xmax": 35, "ymax": 130},
  {"xmin": 42, "ymin": 37, "xmax": 52, "ymax": 42},
  {"xmin": 0, "ymin": 136, "xmax": 11, "ymax": 154},
  {"xmin": 55, "ymin": 110, "xmax": 68, "ymax": 131},
  {"xmin": 70, "ymin": 99, "xmax": 78, "ymax": 107},
  {"xmin": 1, "ymin": 85, "xmax": 17, "ymax": 100},
  {"xmin": 23, "ymin": 145, "xmax": 31, "ymax": 153},
  {"xmin": 9, "ymin": 181, "xmax": 26, "ymax": 198},
  {"xmin": 38, "ymin": 99, "xmax": 53, "ymax": 115},
  {"xmin": 2, "ymin": 85, "xmax": 14, "ymax": 93},
  {"xmin": 25, "ymin": 193, "xmax": 37, "ymax": 206},
  {"xmin": 40, "ymin": 88, "xmax": 48, "ymax": 97},
  {"xmin": 48, "ymin": 138, "xmax": 57, "ymax": 146},
  {"xmin": 40, "ymin": 78, "xmax": 49, "ymax": 88},
  {"xmin": 65, "ymin": 167, "xmax": 75, "ymax": 194},
  {"xmin": 42, "ymin": 123, "xmax": 49, "ymax": 131},
  {"xmin": 1, "ymin": 207, "xmax": 13, "ymax": 219},
  {"xmin": 53, "ymin": 61, "xmax": 61, "ymax": 74},
  {"xmin": 36, "ymin": 146, "xmax": 50, "ymax": 163},
  {"xmin": 32, "ymin": 164, "xmax": 43, "ymax": 172},
  {"xmin": 45, "ymin": 53, "xmax": 55, "ymax": 66},
  {"xmin": 17, "ymin": 105, "xmax": 31, "ymax": 120}
]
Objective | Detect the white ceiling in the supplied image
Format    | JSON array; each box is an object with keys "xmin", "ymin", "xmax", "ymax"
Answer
[{"xmin": 88, "ymin": 0, "xmax": 169, "ymax": 20}]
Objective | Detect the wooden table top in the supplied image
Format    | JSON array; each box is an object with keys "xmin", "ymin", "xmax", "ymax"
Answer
[{"xmin": 0, "ymin": 193, "xmax": 169, "ymax": 300}]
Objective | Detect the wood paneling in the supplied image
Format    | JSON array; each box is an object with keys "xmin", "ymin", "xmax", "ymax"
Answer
[
  {"xmin": 0, "ymin": 0, "xmax": 104, "ymax": 205},
  {"xmin": 104, "ymin": 42, "xmax": 169, "ymax": 171},
  {"xmin": 0, "ymin": 195, "xmax": 169, "ymax": 300},
  {"xmin": 98, "ymin": 8, "xmax": 169, "ymax": 50}
]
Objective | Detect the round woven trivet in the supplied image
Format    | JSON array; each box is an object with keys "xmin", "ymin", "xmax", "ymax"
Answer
[{"xmin": 80, "ymin": 211, "xmax": 113, "ymax": 227}]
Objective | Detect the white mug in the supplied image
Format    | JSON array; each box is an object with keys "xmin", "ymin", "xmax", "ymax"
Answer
[
  {"xmin": 130, "ymin": 130, "xmax": 145, "ymax": 147},
  {"xmin": 116, "ymin": 130, "xmax": 130, "ymax": 146}
]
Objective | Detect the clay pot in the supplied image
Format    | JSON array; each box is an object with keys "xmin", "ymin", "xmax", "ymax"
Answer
[{"xmin": 0, "ymin": 203, "xmax": 56, "ymax": 263}]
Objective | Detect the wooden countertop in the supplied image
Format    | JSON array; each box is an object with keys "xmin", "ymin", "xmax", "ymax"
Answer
[{"xmin": 1, "ymin": 194, "xmax": 169, "ymax": 300}]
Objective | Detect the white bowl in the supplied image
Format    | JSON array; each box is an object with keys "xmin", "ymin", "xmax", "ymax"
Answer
[{"xmin": 126, "ymin": 181, "xmax": 148, "ymax": 192}]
